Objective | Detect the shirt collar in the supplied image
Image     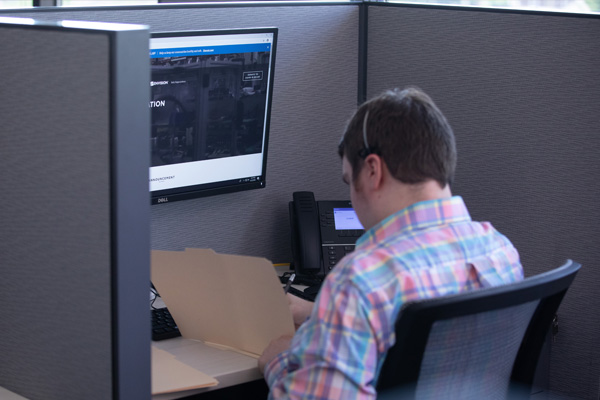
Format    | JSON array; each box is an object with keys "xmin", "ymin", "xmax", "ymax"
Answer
[{"xmin": 357, "ymin": 196, "xmax": 472, "ymax": 248}]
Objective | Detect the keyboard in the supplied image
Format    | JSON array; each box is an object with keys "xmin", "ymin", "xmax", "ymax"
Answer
[{"xmin": 151, "ymin": 307, "xmax": 181, "ymax": 341}]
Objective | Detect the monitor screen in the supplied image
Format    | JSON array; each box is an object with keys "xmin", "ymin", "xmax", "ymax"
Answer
[{"xmin": 149, "ymin": 28, "xmax": 277, "ymax": 204}]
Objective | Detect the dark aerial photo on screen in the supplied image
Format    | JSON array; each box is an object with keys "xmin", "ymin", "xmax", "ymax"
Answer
[{"xmin": 150, "ymin": 51, "xmax": 270, "ymax": 167}]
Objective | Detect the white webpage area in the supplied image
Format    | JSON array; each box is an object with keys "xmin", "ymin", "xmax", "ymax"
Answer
[{"xmin": 150, "ymin": 153, "xmax": 263, "ymax": 192}]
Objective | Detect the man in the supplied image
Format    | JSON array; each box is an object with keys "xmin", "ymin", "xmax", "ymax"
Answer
[{"xmin": 259, "ymin": 87, "xmax": 523, "ymax": 399}]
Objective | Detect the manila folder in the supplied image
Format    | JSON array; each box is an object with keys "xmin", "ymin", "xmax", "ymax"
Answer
[
  {"xmin": 151, "ymin": 346, "xmax": 218, "ymax": 395},
  {"xmin": 151, "ymin": 248, "xmax": 295, "ymax": 357}
]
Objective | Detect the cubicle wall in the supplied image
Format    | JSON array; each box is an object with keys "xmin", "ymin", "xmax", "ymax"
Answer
[
  {"xmin": 3, "ymin": 3, "xmax": 600, "ymax": 399},
  {"xmin": 0, "ymin": 20, "xmax": 151, "ymax": 399},
  {"xmin": 366, "ymin": 5, "xmax": 600, "ymax": 399}
]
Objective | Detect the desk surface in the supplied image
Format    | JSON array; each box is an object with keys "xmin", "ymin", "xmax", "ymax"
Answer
[
  {"xmin": 152, "ymin": 265, "xmax": 304, "ymax": 400},
  {"xmin": 152, "ymin": 265, "xmax": 297, "ymax": 399},
  {"xmin": 0, "ymin": 387, "xmax": 27, "ymax": 400},
  {"xmin": 151, "ymin": 294, "xmax": 263, "ymax": 399},
  {"xmin": 152, "ymin": 336, "xmax": 262, "ymax": 399}
]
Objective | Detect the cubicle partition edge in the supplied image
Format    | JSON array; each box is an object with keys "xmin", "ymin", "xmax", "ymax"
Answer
[{"xmin": 0, "ymin": 19, "xmax": 151, "ymax": 400}]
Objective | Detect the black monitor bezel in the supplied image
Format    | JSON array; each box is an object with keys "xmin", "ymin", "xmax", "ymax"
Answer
[{"xmin": 149, "ymin": 27, "xmax": 278, "ymax": 205}]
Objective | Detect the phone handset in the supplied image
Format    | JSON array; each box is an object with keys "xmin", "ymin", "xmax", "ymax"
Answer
[{"xmin": 290, "ymin": 191, "xmax": 323, "ymax": 276}]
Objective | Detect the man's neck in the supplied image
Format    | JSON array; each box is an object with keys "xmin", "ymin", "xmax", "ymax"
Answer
[{"xmin": 371, "ymin": 180, "xmax": 452, "ymax": 227}]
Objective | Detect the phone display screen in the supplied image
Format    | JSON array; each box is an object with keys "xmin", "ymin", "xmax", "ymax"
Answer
[{"xmin": 333, "ymin": 208, "xmax": 364, "ymax": 230}]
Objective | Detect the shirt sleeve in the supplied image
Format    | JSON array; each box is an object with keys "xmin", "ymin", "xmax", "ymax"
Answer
[{"xmin": 264, "ymin": 272, "xmax": 379, "ymax": 400}]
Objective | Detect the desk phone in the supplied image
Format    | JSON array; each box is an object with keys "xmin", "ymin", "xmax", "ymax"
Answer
[{"xmin": 289, "ymin": 191, "xmax": 364, "ymax": 284}]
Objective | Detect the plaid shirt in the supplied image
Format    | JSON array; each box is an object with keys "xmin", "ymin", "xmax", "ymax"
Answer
[{"xmin": 264, "ymin": 196, "xmax": 523, "ymax": 399}]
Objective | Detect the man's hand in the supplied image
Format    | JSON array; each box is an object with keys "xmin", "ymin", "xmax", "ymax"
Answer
[
  {"xmin": 257, "ymin": 293, "xmax": 314, "ymax": 374},
  {"xmin": 258, "ymin": 335, "xmax": 293, "ymax": 375},
  {"xmin": 287, "ymin": 293, "xmax": 314, "ymax": 329}
]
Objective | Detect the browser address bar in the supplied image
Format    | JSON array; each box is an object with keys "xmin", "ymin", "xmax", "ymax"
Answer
[{"xmin": 151, "ymin": 34, "xmax": 272, "ymax": 49}]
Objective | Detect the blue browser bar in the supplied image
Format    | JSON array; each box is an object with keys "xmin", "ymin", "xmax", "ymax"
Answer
[{"xmin": 150, "ymin": 43, "xmax": 271, "ymax": 58}]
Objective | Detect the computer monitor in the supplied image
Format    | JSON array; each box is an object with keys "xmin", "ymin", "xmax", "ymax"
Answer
[{"xmin": 149, "ymin": 28, "xmax": 278, "ymax": 204}]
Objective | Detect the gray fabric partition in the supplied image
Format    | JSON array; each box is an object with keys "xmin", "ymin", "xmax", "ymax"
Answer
[
  {"xmin": 0, "ymin": 21, "xmax": 151, "ymax": 399},
  {"xmin": 5, "ymin": 4, "xmax": 360, "ymax": 263},
  {"xmin": 0, "ymin": 24, "xmax": 112, "ymax": 400},
  {"xmin": 366, "ymin": 5, "xmax": 600, "ymax": 399}
]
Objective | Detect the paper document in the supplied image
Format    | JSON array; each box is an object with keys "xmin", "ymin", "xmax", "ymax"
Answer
[
  {"xmin": 151, "ymin": 248, "xmax": 295, "ymax": 357},
  {"xmin": 151, "ymin": 346, "xmax": 218, "ymax": 395}
]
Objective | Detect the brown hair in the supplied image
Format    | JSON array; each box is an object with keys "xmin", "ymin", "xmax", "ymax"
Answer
[{"xmin": 338, "ymin": 87, "xmax": 456, "ymax": 188}]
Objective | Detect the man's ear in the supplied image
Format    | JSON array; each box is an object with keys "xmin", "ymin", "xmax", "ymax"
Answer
[{"xmin": 364, "ymin": 154, "xmax": 384, "ymax": 190}]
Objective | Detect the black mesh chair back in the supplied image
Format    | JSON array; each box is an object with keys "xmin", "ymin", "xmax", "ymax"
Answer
[{"xmin": 376, "ymin": 260, "xmax": 581, "ymax": 400}]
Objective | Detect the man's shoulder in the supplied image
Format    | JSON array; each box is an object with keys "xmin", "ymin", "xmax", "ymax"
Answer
[
  {"xmin": 330, "ymin": 241, "xmax": 413, "ymax": 291},
  {"xmin": 335, "ymin": 217, "xmax": 520, "ymax": 279}
]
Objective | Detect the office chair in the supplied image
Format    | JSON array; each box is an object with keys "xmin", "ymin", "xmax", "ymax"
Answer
[{"xmin": 376, "ymin": 259, "xmax": 581, "ymax": 400}]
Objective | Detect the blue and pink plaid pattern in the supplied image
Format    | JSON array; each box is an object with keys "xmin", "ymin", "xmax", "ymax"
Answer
[{"xmin": 265, "ymin": 196, "xmax": 523, "ymax": 399}]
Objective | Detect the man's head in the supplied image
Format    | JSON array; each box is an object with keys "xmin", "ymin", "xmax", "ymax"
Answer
[{"xmin": 338, "ymin": 87, "xmax": 456, "ymax": 190}]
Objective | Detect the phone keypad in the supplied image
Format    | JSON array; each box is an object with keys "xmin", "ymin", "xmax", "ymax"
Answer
[
  {"xmin": 320, "ymin": 212, "xmax": 334, "ymax": 227},
  {"xmin": 323, "ymin": 245, "xmax": 356, "ymax": 270}
]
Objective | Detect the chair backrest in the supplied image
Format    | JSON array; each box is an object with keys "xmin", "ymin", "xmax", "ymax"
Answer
[{"xmin": 376, "ymin": 259, "xmax": 581, "ymax": 400}]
